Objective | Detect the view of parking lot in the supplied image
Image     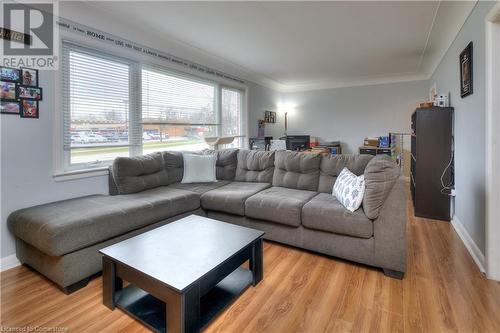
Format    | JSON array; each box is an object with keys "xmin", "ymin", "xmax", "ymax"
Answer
[{"xmin": 70, "ymin": 127, "xmax": 211, "ymax": 164}]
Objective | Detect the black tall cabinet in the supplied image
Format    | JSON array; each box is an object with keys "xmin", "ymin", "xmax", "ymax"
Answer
[{"xmin": 410, "ymin": 107, "xmax": 454, "ymax": 221}]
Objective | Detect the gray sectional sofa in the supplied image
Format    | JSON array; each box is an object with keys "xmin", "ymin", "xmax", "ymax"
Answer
[{"xmin": 8, "ymin": 149, "xmax": 406, "ymax": 293}]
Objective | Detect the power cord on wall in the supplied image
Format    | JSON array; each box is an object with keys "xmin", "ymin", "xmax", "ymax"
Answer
[{"xmin": 441, "ymin": 135, "xmax": 455, "ymax": 196}]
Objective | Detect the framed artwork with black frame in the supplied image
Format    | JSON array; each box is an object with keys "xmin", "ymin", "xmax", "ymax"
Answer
[
  {"xmin": 0, "ymin": 66, "xmax": 21, "ymax": 83},
  {"xmin": 20, "ymin": 67, "xmax": 38, "ymax": 87},
  {"xmin": 1, "ymin": 81, "xmax": 17, "ymax": 101},
  {"xmin": 264, "ymin": 110, "xmax": 276, "ymax": 123},
  {"xmin": 460, "ymin": 42, "xmax": 473, "ymax": 98},
  {"xmin": 20, "ymin": 100, "xmax": 39, "ymax": 118},
  {"xmin": 269, "ymin": 111, "xmax": 276, "ymax": 123},
  {"xmin": 17, "ymin": 85, "xmax": 42, "ymax": 100},
  {"xmin": 0, "ymin": 100, "xmax": 21, "ymax": 115}
]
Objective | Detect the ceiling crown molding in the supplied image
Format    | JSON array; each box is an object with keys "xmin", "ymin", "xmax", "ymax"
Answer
[
  {"xmin": 280, "ymin": 73, "xmax": 429, "ymax": 93},
  {"xmin": 419, "ymin": 0, "xmax": 477, "ymax": 78}
]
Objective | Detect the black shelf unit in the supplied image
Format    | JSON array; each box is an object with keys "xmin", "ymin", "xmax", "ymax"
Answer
[{"xmin": 410, "ymin": 107, "xmax": 453, "ymax": 221}]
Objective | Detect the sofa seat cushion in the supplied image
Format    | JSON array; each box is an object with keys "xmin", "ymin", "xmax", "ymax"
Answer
[
  {"xmin": 200, "ymin": 182, "xmax": 271, "ymax": 216},
  {"xmin": 302, "ymin": 193, "xmax": 373, "ymax": 238},
  {"xmin": 7, "ymin": 188, "xmax": 200, "ymax": 256},
  {"xmin": 169, "ymin": 180, "xmax": 231, "ymax": 194},
  {"xmin": 245, "ymin": 187, "xmax": 318, "ymax": 227}
]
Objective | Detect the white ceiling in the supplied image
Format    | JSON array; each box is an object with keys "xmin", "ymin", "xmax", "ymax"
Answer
[{"xmin": 85, "ymin": 1, "xmax": 477, "ymax": 92}]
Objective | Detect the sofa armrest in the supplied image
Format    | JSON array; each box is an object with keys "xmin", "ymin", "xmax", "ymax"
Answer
[{"xmin": 372, "ymin": 176, "xmax": 407, "ymax": 273}]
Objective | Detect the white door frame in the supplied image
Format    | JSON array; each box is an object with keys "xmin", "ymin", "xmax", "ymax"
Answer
[{"xmin": 485, "ymin": 3, "xmax": 500, "ymax": 281}]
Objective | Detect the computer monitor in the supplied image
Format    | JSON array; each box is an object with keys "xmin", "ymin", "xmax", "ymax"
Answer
[{"xmin": 281, "ymin": 135, "xmax": 310, "ymax": 151}]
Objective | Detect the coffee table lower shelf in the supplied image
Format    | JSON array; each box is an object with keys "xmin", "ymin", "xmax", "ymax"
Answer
[{"xmin": 115, "ymin": 267, "xmax": 253, "ymax": 332}]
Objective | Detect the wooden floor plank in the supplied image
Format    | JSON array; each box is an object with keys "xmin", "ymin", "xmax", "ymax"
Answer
[
  {"xmin": 204, "ymin": 246, "xmax": 305, "ymax": 333},
  {"xmin": 2, "ymin": 193, "xmax": 500, "ymax": 333},
  {"xmin": 242, "ymin": 253, "xmax": 325, "ymax": 333}
]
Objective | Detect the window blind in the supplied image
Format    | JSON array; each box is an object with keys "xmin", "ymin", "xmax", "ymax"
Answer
[
  {"xmin": 142, "ymin": 67, "xmax": 216, "ymax": 125},
  {"xmin": 59, "ymin": 42, "xmax": 246, "ymax": 171},
  {"xmin": 61, "ymin": 42, "xmax": 141, "ymax": 169},
  {"xmin": 221, "ymin": 88, "xmax": 243, "ymax": 136},
  {"xmin": 62, "ymin": 44, "xmax": 130, "ymax": 149}
]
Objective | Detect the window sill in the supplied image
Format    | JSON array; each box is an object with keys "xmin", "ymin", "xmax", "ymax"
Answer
[{"xmin": 53, "ymin": 167, "xmax": 109, "ymax": 182}]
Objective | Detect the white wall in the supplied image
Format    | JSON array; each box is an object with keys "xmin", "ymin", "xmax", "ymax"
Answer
[
  {"xmin": 0, "ymin": 71, "xmax": 110, "ymax": 258},
  {"xmin": 429, "ymin": 1, "xmax": 496, "ymax": 255},
  {"xmin": 0, "ymin": 2, "xmax": 280, "ymax": 260},
  {"xmin": 247, "ymin": 82, "xmax": 282, "ymax": 138},
  {"xmin": 272, "ymin": 81, "xmax": 428, "ymax": 153}
]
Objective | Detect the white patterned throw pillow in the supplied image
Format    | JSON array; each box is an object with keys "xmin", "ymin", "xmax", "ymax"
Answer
[{"xmin": 333, "ymin": 167, "xmax": 365, "ymax": 212}]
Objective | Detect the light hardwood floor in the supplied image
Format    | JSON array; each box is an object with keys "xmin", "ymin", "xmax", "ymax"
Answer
[{"xmin": 1, "ymin": 198, "xmax": 500, "ymax": 332}]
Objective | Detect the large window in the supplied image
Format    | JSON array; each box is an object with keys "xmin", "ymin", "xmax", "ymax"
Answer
[
  {"xmin": 61, "ymin": 43, "xmax": 245, "ymax": 172},
  {"xmin": 62, "ymin": 43, "xmax": 133, "ymax": 169},
  {"xmin": 221, "ymin": 87, "xmax": 243, "ymax": 147},
  {"xmin": 141, "ymin": 68, "xmax": 216, "ymax": 153}
]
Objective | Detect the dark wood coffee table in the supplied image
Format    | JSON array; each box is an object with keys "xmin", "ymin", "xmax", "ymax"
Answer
[{"xmin": 99, "ymin": 215, "xmax": 264, "ymax": 333}]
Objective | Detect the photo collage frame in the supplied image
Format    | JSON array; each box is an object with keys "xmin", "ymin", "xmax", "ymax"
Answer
[{"xmin": 1, "ymin": 66, "xmax": 42, "ymax": 118}]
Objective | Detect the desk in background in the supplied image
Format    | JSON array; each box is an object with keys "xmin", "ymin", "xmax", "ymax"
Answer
[
  {"xmin": 249, "ymin": 137, "xmax": 273, "ymax": 150},
  {"xmin": 359, "ymin": 146, "xmax": 394, "ymax": 156}
]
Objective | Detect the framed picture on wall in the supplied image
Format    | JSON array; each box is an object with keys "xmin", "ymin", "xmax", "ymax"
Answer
[
  {"xmin": 20, "ymin": 67, "xmax": 38, "ymax": 87},
  {"xmin": 269, "ymin": 111, "xmax": 276, "ymax": 123},
  {"xmin": 1, "ymin": 81, "xmax": 17, "ymax": 100},
  {"xmin": 1, "ymin": 101, "xmax": 21, "ymax": 115},
  {"xmin": 17, "ymin": 85, "xmax": 43, "ymax": 100},
  {"xmin": 264, "ymin": 110, "xmax": 276, "ymax": 123},
  {"xmin": 0, "ymin": 67, "xmax": 21, "ymax": 83},
  {"xmin": 20, "ymin": 100, "xmax": 39, "ymax": 118},
  {"xmin": 460, "ymin": 42, "xmax": 473, "ymax": 98}
]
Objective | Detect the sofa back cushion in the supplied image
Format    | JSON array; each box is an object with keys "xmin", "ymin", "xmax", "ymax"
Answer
[
  {"xmin": 272, "ymin": 151, "xmax": 321, "ymax": 191},
  {"xmin": 235, "ymin": 150, "xmax": 275, "ymax": 183},
  {"xmin": 318, "ymin": 154, "xmax": 373, "ymax": 193},
  {"xmin": 112, "ymin": 152, "xmax": 168, "ymax": 194},
  {"xmin": 163, "ymin": 151, "xmax": 185, "ymax": 184},
  {"xmin": 363, "ymin": 155, "xmax": 401, "ymax": 220},
  {"xmin": 215, "ymin": 148, "xmax": 239, "ymax": 180},
  {"xmin": 163, "ymin": 149, "xmax": 239, "ymax": 184}
]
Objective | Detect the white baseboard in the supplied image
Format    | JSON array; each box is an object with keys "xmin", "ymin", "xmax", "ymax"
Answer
[
  {"xmin": 451, "ymin": 216, "xmax": 486, "ymax": 273},
  {"xmin": 0, "ymin": 254, "xmax": 21, "ymax": 272}
]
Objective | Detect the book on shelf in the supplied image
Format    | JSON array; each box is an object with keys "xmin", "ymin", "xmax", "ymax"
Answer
[{"xmin": 311, "ymin": 145, "xmax": 341, "ymax": 156}]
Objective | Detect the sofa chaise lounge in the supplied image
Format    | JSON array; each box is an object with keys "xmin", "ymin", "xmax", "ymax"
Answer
[{"xmin": 8, "ymin": 149, "xmax": 406, "ymax": 293}]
